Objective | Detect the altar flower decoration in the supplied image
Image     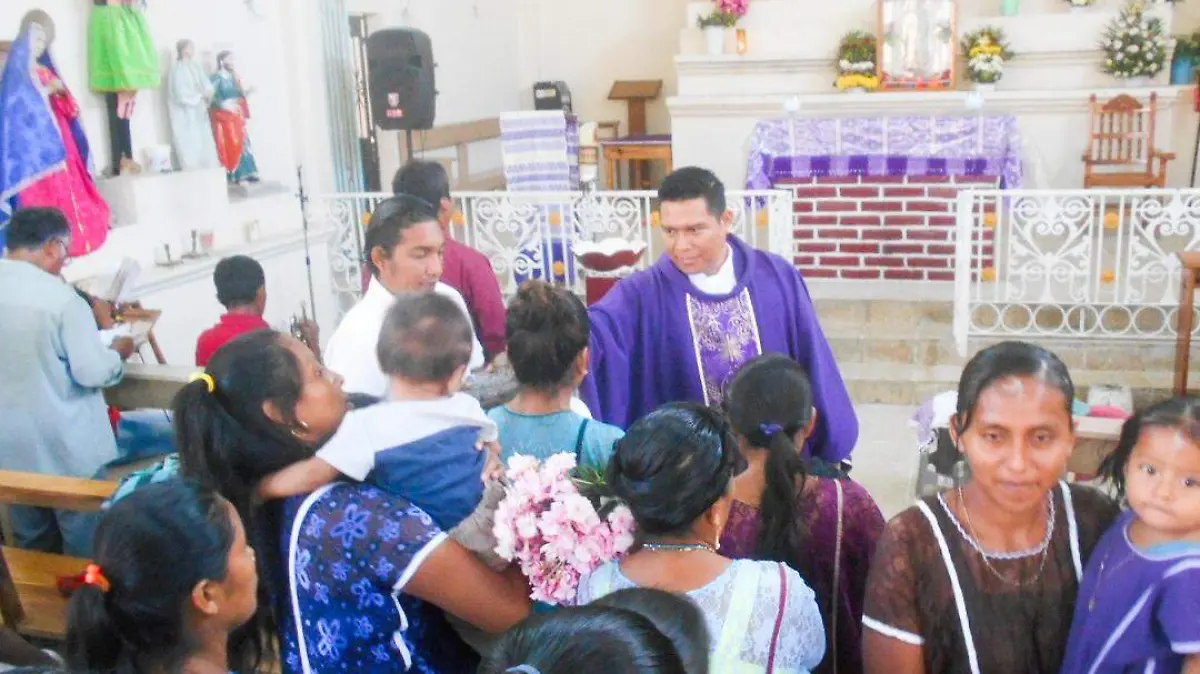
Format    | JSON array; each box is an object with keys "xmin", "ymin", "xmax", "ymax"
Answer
[
  {"xmin": 961, "ymin": 28, "xmax": 1014, "ymax": 84},
  {"xmin": 1065, "ymin": 0, "xmax": 1097, "ymax": 6},
  {"xmin": 835, "ymin": 31, "xmax": 880, "ymax": 91},
  {"xmin": 493, "ymin": 453, "xmax": 636, "ymax": 605},
  {"xmin": 1101, "ymin": 1, "xmax": 1169, "ymax": 80},
  {"xmin": 697, "ymin": 0, "xmax": 748, "ymax": 28}
]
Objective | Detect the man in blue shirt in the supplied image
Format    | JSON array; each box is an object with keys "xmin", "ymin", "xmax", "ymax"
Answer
[{"xmin": 0, "ymin": 207, "xmax": 135, "ymax": 556}]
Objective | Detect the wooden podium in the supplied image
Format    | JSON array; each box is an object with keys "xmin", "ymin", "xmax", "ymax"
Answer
[
  {"xmin": 604, "ymin": 80, "xmax": 671, "ymax": 189},
  {"xmin": 608, "ymin": 80, "xmax": 662, "ymax": 137}
]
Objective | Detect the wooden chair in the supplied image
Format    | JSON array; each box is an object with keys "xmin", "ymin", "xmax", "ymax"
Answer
[
  {"xmin": 1082, "ymin": 93, "xmax": 1175, "ymax": 188},
  {"xmin": 0, "ymin": 471, "xmax": 116, "ymax": 640}
]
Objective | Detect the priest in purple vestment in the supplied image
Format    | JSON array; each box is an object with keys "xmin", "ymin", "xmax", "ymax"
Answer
[{"xmin": 579, "ymin": 167, "xmax": 857, "ymax": 462}]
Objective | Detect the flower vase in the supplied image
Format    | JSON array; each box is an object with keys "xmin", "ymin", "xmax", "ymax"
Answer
[
  {"xmin": 704, "ymin": 26, "xmax": 726, "ymax": 56},
  {"xmin": 1000, "ymin": 0, "xmax": 1019, "ymax": 15},
  {"xmin": 974, "ymin": 82, "xmax": 996, "ymax": 93},
  {"xmin": 1171, "ymin": 56, "xmax": 1196, "ymax": 86},
  {"xmin": 1125, "ymin": 75, "xmax": 1152, "ymax": 87}
]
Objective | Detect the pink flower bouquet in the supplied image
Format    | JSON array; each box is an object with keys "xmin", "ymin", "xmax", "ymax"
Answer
[
  {"xmin": 493, "ymin": 453, "xmax": 635, "ymax": 605},
  {"xmin": 716, "ymin": 0, "xmax": 749, "ymax": 18}
]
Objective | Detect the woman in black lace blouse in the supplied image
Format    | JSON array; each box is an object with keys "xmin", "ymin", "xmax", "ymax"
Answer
[{"xmin": 862, "ymin": 341, "xmax": 1119, "ymax": 674}]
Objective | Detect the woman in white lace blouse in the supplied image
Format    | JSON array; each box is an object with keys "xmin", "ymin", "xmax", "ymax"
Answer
[{"xmin": 575, "ymin": 403, "xmax": 826, "ymax": 673}]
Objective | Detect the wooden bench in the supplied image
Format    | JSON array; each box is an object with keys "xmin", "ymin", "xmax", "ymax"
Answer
[
  {"xmin": 397, "ymin": 118, "xmax": 505, "ymax": 191},
  {"xmin": 0, "ymin": 471, "xmax": 117, "ymax": 640}
]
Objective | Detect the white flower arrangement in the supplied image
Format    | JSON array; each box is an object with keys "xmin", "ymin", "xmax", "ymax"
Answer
[
  {"xmin": 1101, "ymin": 1, "xmax": 1169, "ymax": 80},
  {"xmin": 1066, "ymin": 0, "xmax": 1097, "ymax": 6},
  {"xmin": 962, "ymin": 28, "xmax": 1014, "ymax": 84}
]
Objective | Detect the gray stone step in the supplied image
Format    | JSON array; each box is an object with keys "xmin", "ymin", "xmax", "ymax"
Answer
[{"xmin": 808, "ymin": 288, "xmax": 1188, "ymax": 407}]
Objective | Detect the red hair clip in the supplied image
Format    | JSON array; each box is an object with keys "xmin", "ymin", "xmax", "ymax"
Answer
[{"xmin": 83, "ymin": 564, "xmax": 110, "ymax": 593}]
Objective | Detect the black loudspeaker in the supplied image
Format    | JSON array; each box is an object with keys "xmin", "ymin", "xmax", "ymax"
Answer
[
  {"xmin": 367, "ymin": 28, "xmax": 436, "ymax": 131},
  {"xmin": 533, "ymin": 81, "xmax": 573, "ymax": 113}
]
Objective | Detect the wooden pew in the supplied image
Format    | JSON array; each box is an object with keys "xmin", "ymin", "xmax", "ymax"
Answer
[
  {"xmin": 396, "ymin": 118, "xmax": 505, "ymax": 191},
  {"xmin": 0, "ymin": 471, "xmax": 117, "ymax": 640}
]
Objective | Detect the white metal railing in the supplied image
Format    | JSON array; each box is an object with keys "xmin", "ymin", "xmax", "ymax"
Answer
[
  {"xmin": 309, "ymin": 189, "xmax": 793, "ymax": 315},
  {"xmin": 953, "ymin": 188, "xmax": 1200, "ymax": 357}
]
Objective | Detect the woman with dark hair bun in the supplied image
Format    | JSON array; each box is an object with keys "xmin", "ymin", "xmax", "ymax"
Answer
[
  {"xmin": 862, "ymin": 341, "xmax": 1119, "ymax": 674},
  {"xmin": 489, "ymin": 280, "xmax": 623, "ymax": 468},
  {"xmin": 577, "ymin": 403, "xmax": 826, "ymax": 672},
  {"xmin": 65, "ymin": 479, "xmax": 257, "ymax": 674},
  {"xmin": 721, "ymin": 354, "xmax": 884, "ymax": 674}
]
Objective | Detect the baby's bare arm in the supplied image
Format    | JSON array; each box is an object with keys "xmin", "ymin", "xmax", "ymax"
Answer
[{"xmin": 257, "ymin": 457, "xmax": 342, "ymax": 500}]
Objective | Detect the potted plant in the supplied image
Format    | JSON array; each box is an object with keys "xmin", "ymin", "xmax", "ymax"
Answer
[
  {"xmin": 962, "ymin": 28, "xmax": 1014, "ymax": 92},
  {"xmin": 697, "ymin": 0, "xmax": 749, "ymax": 56},
  {"xmin": 1171, "ymin": 31, "xmax": 1200, "ymax": 84},
  {"xmin": 1101, "ymin": 1, "xmax": 1169, "ymax": 85},
  {"xmin": 835, "ymin": 31, "xmax": 879, "ymax": 92}
]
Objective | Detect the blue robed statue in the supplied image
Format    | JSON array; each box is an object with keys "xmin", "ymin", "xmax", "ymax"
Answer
[{"xmin": 0, "ymin": 12, "xmax": 110, "ymax": 255}]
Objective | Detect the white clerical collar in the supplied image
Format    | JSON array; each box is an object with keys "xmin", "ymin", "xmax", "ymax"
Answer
[
  {"xmin": 687, "ymin": 245, "xmax": 736, "ymax": 295},
  {"xmin": 364, "ymin": 277, "xmax": 395, "ymax": 307}
]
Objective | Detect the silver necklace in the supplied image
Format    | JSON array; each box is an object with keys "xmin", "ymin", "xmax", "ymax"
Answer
[
  {"xmin": 956, "ymin": 486, "xmax": 1055, "ymax": 587},
  {"xmin": 641, "ymin": 541, "xmax": 717, "ymax": 553}
]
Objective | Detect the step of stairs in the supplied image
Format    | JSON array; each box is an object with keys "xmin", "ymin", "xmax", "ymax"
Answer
[{"xmin": 808, "ymin": 281, "xmax": 1189, "ymax": 407}]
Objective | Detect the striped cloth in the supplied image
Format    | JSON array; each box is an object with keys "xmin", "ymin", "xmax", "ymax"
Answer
[{"xmin": 500, "ymin": 111, "xmax": 580, "ymax": 191}]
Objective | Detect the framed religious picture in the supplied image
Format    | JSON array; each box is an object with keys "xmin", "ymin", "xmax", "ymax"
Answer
[{"xmin": 877, "ymin": 0, "xmax": 956, "ymax": 90}]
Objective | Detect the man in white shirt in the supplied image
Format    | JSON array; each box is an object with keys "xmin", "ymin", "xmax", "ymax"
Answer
[{"xmin": 325, "ymin": 195, "xmax": 485, "ymax": 396}]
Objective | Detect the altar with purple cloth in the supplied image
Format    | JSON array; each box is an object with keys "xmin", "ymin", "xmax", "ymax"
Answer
[
  {"xmin": 745, "ymin": 114, "xmax": 1021, "ymax": 284},
  {"xmin": 745, "ymin": 114, "xmax": 1024, "ymax": 190}
]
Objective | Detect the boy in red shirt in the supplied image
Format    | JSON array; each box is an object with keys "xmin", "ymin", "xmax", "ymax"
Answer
[{"xmin": 195, "ymin": 255, "xmax": 270, "ymax": 366}]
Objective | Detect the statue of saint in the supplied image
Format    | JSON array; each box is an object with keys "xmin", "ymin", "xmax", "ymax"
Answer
[
  {"xmin": 0, "ymin": 13, "xmax": 111, "ymax": 256},
  {"xmin": 168, "ymin": 40, "xmax": 219, "ymax": 171},
  {"xmin": 88, "ymin": 0, "xmax": 160, "ymax": 176},
  {"xmin": 210, "ymin": 51, "xmax": 260, "ymax": 185}
]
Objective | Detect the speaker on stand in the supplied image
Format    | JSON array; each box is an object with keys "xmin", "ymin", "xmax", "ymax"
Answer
[{"xmin": 366, "ymin": 28, "xmax": 437, "ymax": 162}]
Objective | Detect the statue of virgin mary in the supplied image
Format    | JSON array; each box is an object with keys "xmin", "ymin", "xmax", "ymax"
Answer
[{"xmin": 0, "ymin": 13, "xmax": 110, "ymax": 256}]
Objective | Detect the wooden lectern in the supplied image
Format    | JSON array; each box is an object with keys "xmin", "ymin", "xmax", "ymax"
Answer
[
  {"xmin": 608, "ymin": 80, "xmax": 663, "ymax": 137},
  {"xmin": 604, "ymin": 80, "xmax": 670, "ymax": 189}
]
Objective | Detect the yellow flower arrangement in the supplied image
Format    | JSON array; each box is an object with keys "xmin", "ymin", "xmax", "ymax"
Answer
[{"xmin": 836, "ymin": 73, "xmax": 881, "ymax": 90}]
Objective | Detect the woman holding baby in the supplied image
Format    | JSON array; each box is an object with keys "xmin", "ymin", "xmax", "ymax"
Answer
[{"xmin": 167, "ymin": 327, "xmax": 530, "ymax": 673}]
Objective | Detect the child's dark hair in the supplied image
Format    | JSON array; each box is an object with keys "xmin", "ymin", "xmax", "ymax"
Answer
[
  {"xmin": 607, "ymin": 403, "xmax": 737, "ymax": 537},
  {"xmin": 171, "ymin": 329, "xmax": 316, "ymax": 672},
  {"xmin": 723, "ymin": 354, "xmax": 816, "ymax": 578},
  {"xmin": 377, "ymin": 292, "xmax": 473, "ymax": 382},
  {"xmin": 954, "ymin": 341, "xmax": 1075, "ymax": 437},
  {"xmin": 479, "ymin": 604, "xmax": 690, "ymax": 674},
  {"xmin": 1100, "ymin": 395, "xmax": 1200, "ymax": 498},
  {"xmin": 213, "ymin": 255, "xmax": 265, "ymax": 309},
  {"xmin": 363, "ymin": 195, "xmax": 440, "ymax": 277},
  {"xmin": 66, "ymin": 480, "xmax": 237, "ymax": 674},
  {"xmin": 591, "ymin": 589, "xmax": 710, "ymax": 674},
  {"xmin": 506, "ymin": 280, "xmax": 589, "ymax": 392}
]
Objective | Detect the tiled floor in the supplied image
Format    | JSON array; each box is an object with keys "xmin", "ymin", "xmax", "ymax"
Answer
[{"xmin": 850, "ymin": 403, "xmax": 920, "ymax": 519}]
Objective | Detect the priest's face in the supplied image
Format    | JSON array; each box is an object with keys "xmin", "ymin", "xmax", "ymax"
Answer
[
  {"xmin": 661, "ymin": 197, "xmax": 732, "ymax": 275},
  {"xmin": 374, "ymin": 219, "xmax": 444, "ymax": 293}
]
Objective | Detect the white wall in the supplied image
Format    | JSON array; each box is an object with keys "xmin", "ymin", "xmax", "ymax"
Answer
[
  {"xmin": 516, "ymin": 0, "xmax": 691, "ymax": 136},
  {"xmin": 0, "ymin": 0, "xmax": 298, "ymax": 187}
]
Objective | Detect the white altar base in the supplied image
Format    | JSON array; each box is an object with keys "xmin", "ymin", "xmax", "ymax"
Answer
[
  {"xmin": 670, "ymin": 0, "xmax": 1199, "ymax": 190},
  {"xmin": 97, "ymin": 169, "xmax": 230, "ymax": 230}
]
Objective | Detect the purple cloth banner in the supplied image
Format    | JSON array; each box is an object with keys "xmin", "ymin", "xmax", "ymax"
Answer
[{"xmin": 745, "ymin": 115, "xmax": 1024, "ymax": 190}]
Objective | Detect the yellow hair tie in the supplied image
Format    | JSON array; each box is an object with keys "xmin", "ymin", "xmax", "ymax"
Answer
[{"xmin": 189, "ymin": 372, "xmax": 216, "ymax": 393}]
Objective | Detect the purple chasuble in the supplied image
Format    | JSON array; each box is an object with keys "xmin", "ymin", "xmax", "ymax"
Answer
[{"xmin": 579, "ymin": 236, "xmax": 858, "ymax": 462}]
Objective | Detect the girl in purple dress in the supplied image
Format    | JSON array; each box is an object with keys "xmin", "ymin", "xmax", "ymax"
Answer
[
  {"xmin": 719, "ymin": 354, "xmax": 885, "ymax": 674},
  {"xmin": 1061, "ymin": 396, "xmax": 1200, "ymax": 674}
]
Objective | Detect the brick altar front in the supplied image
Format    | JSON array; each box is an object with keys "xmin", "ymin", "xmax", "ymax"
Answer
[{"xmin": 786, "ymin": 174, "xmax": 997, "ymax": 281}]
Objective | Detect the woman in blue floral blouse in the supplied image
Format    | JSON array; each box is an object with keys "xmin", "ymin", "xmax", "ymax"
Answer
[{"xmin": 165, "ymin": 330, "xmax": 531, "ymax": 673}]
